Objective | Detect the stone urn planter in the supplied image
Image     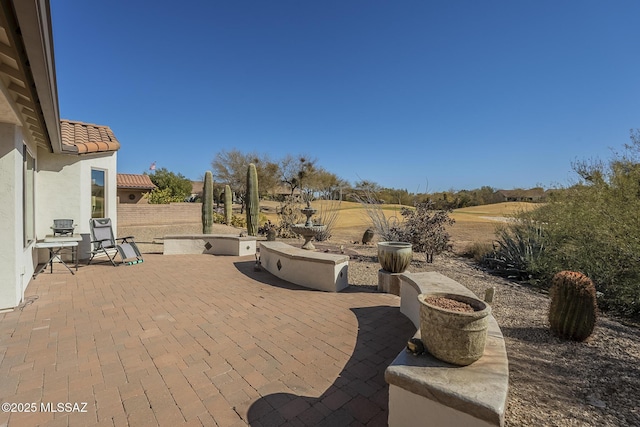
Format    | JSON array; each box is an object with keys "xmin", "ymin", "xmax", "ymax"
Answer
[
  {"xmin": 377, "ymin": 241, "xmax": 412, "ymax": 273},
  {"xmin": 418, "ymin": 292, "xmax": 491, "ymax": 366}
]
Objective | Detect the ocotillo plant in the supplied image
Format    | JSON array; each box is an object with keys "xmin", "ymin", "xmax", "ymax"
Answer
[
  {"xmin": 246, "ymin": 163, "xmax": 259, "ymax": 236},
  {"xmin": 224, "ymin": 184, "xmax": 232, "ymax": 225},
  {"xmin": 548, "ymin": 271, "xmax": 598, "ymax": 342},
  {"xmin": 202, "ymin": 171, "xmax": 213, "ymax": 234}
]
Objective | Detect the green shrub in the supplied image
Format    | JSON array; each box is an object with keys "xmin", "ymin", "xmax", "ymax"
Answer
[
  {"xmin": 462, "ymin": 242, "xmax": 494, "ymax": 263},
  {"xmin": 230, "ymin": 215, "xmax": 246, "ymax": 228},
  {"xmin": 484, "ymin": 130, "xmax": 640, "ymax": 320},
  {"xmin": 483, "ymin": 221, "xmax": 548, "ymax": 280},
  {"xmin": 212, "ymin": 211, "xmax": 246, "ymax": 228}
]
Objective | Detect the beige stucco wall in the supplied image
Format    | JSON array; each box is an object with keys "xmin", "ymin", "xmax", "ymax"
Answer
[
  {"xmin": 117, "ymin": 189, "xmax": 149, "ymax": 204},
  {"xmin": 37, "ymin": 149, "xmax": 118, "ymax": 260},
  {"xmin": 0, "ymin": 123, "xmax": 37, "ymax": 310}
]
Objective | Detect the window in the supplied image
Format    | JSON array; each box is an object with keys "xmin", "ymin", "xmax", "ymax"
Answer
[
  {"xmin": 23, "ymin": 146, "xmax": 35, "ymax": 246},
  {"xmin": 91, "ymin": 169, "xmax": 106, "ymax": 218}
]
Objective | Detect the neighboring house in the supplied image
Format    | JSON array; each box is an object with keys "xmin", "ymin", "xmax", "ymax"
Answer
[
  {"xmin": 0, "ymin": 2, "xmax": 119, "ymax": 310},
  {"xmin": 495, "ymin": 188, "xmax": 546, "ymax": 202},
  {"xmin": 117, "ymin": 173, "xmax": 156, "ymax": 203}
]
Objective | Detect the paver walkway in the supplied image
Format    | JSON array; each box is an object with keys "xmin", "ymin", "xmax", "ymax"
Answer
[{"xmin": 0, "ymin": 254, "xmax": 414, "ymax": 426}]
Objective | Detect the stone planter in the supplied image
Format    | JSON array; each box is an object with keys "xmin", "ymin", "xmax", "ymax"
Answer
[
  {"xmin": 418, "ymin": 292, "xmax": 491, "ymax": 366},
  {"xmin": 377, "ymin": 241, "xmax": 412, "ymax": 273}
]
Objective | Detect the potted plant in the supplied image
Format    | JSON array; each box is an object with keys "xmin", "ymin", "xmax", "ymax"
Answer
[
  {"xmin": 418, "ymin": 292, "xmax": 491, "ymax": 366},
  {"xmin": 377, "ymin": 241, "xmax": 412, "ymax": 273}
]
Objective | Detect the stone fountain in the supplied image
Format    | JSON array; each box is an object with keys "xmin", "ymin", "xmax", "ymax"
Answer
[{"xmin": 290, "ymin": 202, "xmax": 326, "ymax": 250}]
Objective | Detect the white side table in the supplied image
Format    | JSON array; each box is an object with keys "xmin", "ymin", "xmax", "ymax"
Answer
[{"xmin": 33, "ymin": 241, "xmax": 79, "ymax": 278}]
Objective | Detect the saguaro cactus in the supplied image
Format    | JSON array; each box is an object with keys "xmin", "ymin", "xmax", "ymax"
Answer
[
  {"xmin": 224, "ymin": 185, "xmax": 232, "ymax": 225},
  {"xmin": 548, "ymin": 271, "xmax": 598, "ymax": 342},
  {"xmin": 202, "ymin": 171, "xmax": 213, "ymax": 234},
  {"xmin": 245, "ymin": 163, "xmax": 259, "ymax": 236}
]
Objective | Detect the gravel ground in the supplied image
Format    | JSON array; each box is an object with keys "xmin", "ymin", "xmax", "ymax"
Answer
[
  {"xmin": 346, "ymin": 246, "xmax": 640, "ymax": 427},
  {"xmin": 120, "ymin": 224, "xmax": 640, "ymax": 427}
]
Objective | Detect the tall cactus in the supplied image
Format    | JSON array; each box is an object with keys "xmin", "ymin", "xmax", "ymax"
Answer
[
  {"xmin": 202, "ymin": 171, "xmax": 213, "ymax": 234},
  {"xmin": 224, "ymin": 184, "xmax": 232, "ymax": 225},
  {"xmin": 548, "ymin": 271, "xmax": 598, "ymax": 342},
  {"xmin": 245, "ymin": 163, "xmax": 259, "ymax": 236}
]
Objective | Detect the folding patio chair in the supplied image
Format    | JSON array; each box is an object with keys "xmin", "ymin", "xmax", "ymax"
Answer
[{"xmin": 88, "ymin": 218, "xmax": 143, "ymax": 266}]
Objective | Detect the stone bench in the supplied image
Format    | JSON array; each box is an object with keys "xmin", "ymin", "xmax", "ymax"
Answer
[
  {"xmin": 259, "ymin": 241, "xmax": 348, "ymax": 292},
  {"xmin": 163, "ymin": 234, "xmax": 256, "ymax": 256},
  {"xmin": 385, "ymin": 272, "xmax": 509, "ymax": 427}
]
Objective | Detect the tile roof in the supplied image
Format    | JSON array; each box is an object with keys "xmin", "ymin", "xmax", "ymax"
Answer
[
  {"xmin": 117, "ymin": 174, "xmax": 156, "ymax": 189},
  {"xmin": 60, "ymin": 119, "xmax": 121, "ymax": 154}
]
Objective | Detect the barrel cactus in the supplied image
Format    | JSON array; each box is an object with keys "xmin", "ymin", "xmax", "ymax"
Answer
[
  {"xmin": 245, "ymin": 163, "xmax": 259, "ymax": 236},
  {"xmin": 548, "ymin": 271, "xmax": 598, "ymax": 342},
  {"xmin": 202, "ymin": 171, "xmax": 213, "ymax": 234},
  {"xmin": 224, "ymin": 185, "xmax": 232, "ymax": 225},
  {"xmin": 362, "ymin": 228, "xmax": 374, "ymax": 245}
]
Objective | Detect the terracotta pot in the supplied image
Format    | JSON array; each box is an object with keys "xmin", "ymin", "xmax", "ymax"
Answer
[
  {"xmin": 377, "ymin": 241, "xmax": 412, "ymax": 273},
  {"xmin": 418, "ymin": 292, "xmax": 491, "ymax": 366}
]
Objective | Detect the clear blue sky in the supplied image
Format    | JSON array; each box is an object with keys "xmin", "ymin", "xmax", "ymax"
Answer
[{"xmin": 51, "ymin": 1, "xmax": 640, "ymax": 192}]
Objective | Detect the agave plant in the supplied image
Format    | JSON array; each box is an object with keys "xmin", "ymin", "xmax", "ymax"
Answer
[{"xmin": 483, "ymin": 220, "xmax": 546, "ymax": 279}]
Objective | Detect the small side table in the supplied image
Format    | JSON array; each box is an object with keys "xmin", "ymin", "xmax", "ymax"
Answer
[{"xmin": 33, "ymin": 241, "xmax": 79, "ymax": 278}]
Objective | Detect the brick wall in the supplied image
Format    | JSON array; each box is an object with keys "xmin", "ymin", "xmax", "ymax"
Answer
[{"xmin": 117, "ymin": 203, "xmax": 201, "ymax": 226}]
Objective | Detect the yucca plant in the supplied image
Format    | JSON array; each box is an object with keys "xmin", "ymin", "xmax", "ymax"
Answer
[{"xmin": 483, "ymin": 220, "xmax": 546, "ymax": 279}]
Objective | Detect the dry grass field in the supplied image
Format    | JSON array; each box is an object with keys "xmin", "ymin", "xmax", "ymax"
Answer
[{"xmin": 261, "ymin": 200, "xmax": 540, "ymax": 251}]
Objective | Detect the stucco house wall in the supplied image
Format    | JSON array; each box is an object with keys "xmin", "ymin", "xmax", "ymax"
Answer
[
  {"xmin": 37, "ymin": 149, "xmax": 118, "ymax": 260},
  {"xmin": 0, "ymin": 124, "xmax": 37, "ymax": 309},
  {"xmin": 0, "ymin": 1, "xmax": 121, "ymax": 310}
]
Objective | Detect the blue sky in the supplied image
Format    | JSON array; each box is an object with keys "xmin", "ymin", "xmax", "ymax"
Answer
[{"xmin": 52, "ymin": 1, "xmax": 640, "ymax": 192}]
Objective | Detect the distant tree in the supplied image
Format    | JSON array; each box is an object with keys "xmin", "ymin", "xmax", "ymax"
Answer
[
  {"xmin": 279, "ymin": 155, "xmax": 317, "ymax": 198},
  {"xmin": 145, "ymin": 167, "xmax": 192, "ymax": 203},
  {"xmin": 305, "ymin": 167, "xmax": 346, "ymax": 200},
  {"xmin": 378, "ymin": 187, "xmax": 413, "ymax": 206},
  {"xmin": 354, "ymin": 179, "xmax": 381, "ymax": 193},
  {"xmin": 211, "ymin": 149, "xmax": 279, "ymax": 209}
]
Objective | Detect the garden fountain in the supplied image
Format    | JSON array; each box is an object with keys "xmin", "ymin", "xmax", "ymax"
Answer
[{"xmin": 290, "ymin": 201, "xmax": 325, "ymax": 250}]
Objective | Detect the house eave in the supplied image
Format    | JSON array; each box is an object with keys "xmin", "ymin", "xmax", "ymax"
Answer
[{"xmin": 1, "ymin": 0, "xmax": 61, "ymax": 152}]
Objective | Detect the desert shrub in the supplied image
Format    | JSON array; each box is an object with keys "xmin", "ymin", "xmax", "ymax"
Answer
[
  {"xmin": 212, "ymin": 211, "xmax": 246, "ymax": 228},
  {"xmin": 485, "ymin": 130, "xmax": 640, "ymax": 319},
  {"xmin": 212, "ymin": 212, "xmax": 226, "ymax": 224},
  {"xmin": 462, "ymin": 242, "xmax": 494, "ymax": 262},
  {"xmin": 353, "ymin": 191, "xmax": 404, "ymax": 241},
  {"xmin": 276, "ymin": 195, "xmax": 304, "ymax": 238},
  {"xmin": 483, "ymin": 220, "xmax": 548, "ymax": 280},
  {"xmin": 397, "ymin": 201, "xmax": 455, "ymax": 263},
  {"xmin": 146, "ymin": 188, "xmax": 177, "ymax": 204},
  {"xmin": 230, "ymin": 215, "xmax": 246, "ymax": 228},
  {"xmin": 313, "ymin": 199, "xmax": 341, "ymax": 241}
]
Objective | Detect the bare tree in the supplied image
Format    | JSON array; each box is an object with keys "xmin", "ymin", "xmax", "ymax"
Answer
[
  {"xmin": 211, "ymin": 149, "xmax": 280, "ymax": 208},
  {"xmin": 279, "ymin": 155, "xmax": 320, "ymax": 201}
]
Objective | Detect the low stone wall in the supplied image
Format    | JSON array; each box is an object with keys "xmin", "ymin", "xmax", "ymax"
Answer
[
  {"xmin": 385, "ymin": 272, "xmax": 509, "ymax": 427},
  {"xmin": 163, "ymin": 234, "xmax": 256, "ymax": 257},
  {"xmin": 259, "ymin": 241, "xmax": 349, "ymax": 292}
]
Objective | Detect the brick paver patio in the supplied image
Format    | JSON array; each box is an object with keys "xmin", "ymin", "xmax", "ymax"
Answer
[{"xmin": 0, "ymin": 254, "xmax": 414, "ymax": 426}]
